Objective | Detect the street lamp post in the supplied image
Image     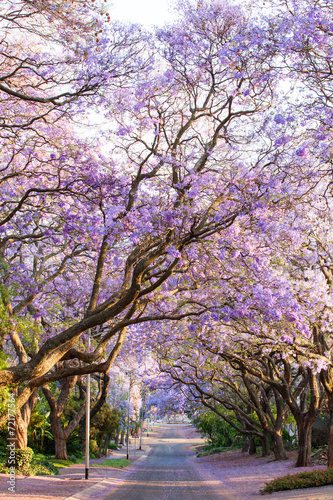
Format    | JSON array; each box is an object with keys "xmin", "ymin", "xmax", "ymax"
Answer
[
  {"xmin": 139, "ymin": 387, "xmax": 148, "ymax": 450},
  {"xmin": 126, "ymin": 371, "xmax": 134, "ymax": 460},
  {"xmin": 126, "ymin": 383, "xmax": 131, "ymax": 460},
  {"xmin": 146, "ymin": 393, "xmax": 150, "ymax": 437},
  {"xmin": 139, "ymin": 396, "xmax": 144, "ymax": 450},
  {"xmin": 85, "ymin": 330, "xmax": 91, "ymax": 480}
]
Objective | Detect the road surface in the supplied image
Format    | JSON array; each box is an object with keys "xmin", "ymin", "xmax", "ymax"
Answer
[{"xmin": 104, "ymin": 424, "xmax": 234, "ymax": 500}]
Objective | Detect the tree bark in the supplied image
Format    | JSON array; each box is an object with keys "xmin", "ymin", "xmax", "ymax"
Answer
[
  {"xmin": 54, "ymin": 430, "xmax": 68, "ymax": 460},
  {"xmin": 15, "ymin": 389, "xmax": 38, "ymax": 449},
  {"xmin": 103, "ymin": 436, "xmax": 109, "ymax": 456},
  {"xmin": 272, "ymin": 431, "xmax": 287, "ymax": 461},
  {"xmin": 261, "ymin": 433, "xmax": 270, "ymax": 457},
  {"xmin": 15, "ymin": 420, "xmax": 28, "ymax": 449},
  {"xmin": 249, "ymin": 436, "xmax": 256, "ymax": 455},
  {"xmin": 295, "ymin": 418, "xmax": 313, "ymax": 467}
]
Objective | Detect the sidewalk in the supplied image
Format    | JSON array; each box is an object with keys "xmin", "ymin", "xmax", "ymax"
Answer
[{"xmin": 0, "ymin": 430, "xmax": 155, "ymax": 500}]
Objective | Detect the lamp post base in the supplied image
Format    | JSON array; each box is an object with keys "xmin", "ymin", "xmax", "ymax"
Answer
[{"xmin": 85, "ymin": 468, "xmax": 89, "ymax": 480}]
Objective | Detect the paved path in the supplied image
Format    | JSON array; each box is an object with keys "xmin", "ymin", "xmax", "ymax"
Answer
[{"xmin": 104, "ymin": 425, "xmax": 233, "ymax": 500}]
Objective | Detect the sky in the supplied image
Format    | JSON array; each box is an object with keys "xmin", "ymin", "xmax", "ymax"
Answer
[{"xmin": 109, "ymin": 0, "xmax": 178, "ymax": 27}]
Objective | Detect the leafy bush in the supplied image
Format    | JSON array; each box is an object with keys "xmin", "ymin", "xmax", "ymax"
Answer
[
  {"xmin": 261, "ymin": 468, "xmax": 333, "ymax": 494},
  {"xmin": 192, "ymin": 409, "xmax": 244, "ymax": 450},
  {"xmin": 29, "ymin": 460, "xmax": 59, "ymax": 475},
  {"xmin": 68, "ymin": 452, "xmax": 84, "ymax": 461},
  {"xmin": 66, "ymin": 435, "xmax": 81, "ymax": 456},
  {"xmin": 108, "ymin": 443, "xmax": 119, "ymax": 450},
  {"xmin": 16, "ymin": 447, "xmax": 34, "ymax": 472},
  {"xmin": 0, "ymin": 454, "xmax": 58, "ymax": 476},
  {"xmin": 90, "ymin": 439, "xmax": 101, "ymax": 458},
  {"xmin": 6, "ymin": 447, "xmax": 34, "ymax": 472}
]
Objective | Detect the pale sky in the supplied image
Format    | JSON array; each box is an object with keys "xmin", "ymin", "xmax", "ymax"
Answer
[{"xmin": 109, "ymin": 0, "xmax": 178, "ymax": 27}]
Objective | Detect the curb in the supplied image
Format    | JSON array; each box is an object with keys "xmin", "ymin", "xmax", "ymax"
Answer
[{"xmin": 63, "ymin": 446, "xmax": 151, "ymax": 500}]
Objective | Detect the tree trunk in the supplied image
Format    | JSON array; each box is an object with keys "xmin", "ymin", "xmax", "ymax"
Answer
[
  {"xmin": 54, "ymin": 433, "xmax": 68, "ymax": 460},
  {"xmin": 15, "ymin": 389, "xmax": 38, "ymax": 449},
  {"xmin": 295, "ymin": 419, "xmax": 312, "ymax": 467},
  {"xmin": 115, "ymin": 432, "xmax": 119, "ymax": 446},
  {"xmin": 261, "ymin": 433, "xmax": 270, "ymax": 457},
  {"xmin": 120, "ymin": 430, "xmax": 125, "ymax": 445},
  {"xmin": 15, "ymin": 419, "xmax": 28, "ymax": 449},
  {"xmin": 103, "ymin": 436, "xmax": 109, "ymax": 456},
  {"xmin": 249, "ymin": 436, "xmax": 256, "ymax": 455},
  {"xmin": 50, "ymin": 414, "xmax": 68, "ymax": 460},
  {"xmin": 272, "ymin": 432, "xmax": 287, "ymax": 461}
]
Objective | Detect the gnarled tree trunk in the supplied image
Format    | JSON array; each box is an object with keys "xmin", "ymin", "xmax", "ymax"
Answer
[
  {"xmin": 43, "ymin": 373, "xmax": 86, "ymax": 460},
  {"xmin": 261, "ymin": 433, "xmax": 270, "ymax": 457},
  {"xmin": 52, "ymin": 423, "xmax": 68, "ymax": 460},
  {"xmin": 295, "ymin": 416, "xmax": 314, "ymax": 467},
  {"xmin": 15, "ymin": 389, "xmax": 39, "ymax": 449},
  {"xmin": 271, "ymin": 431, "xmax": 286, "ymax": 461}
]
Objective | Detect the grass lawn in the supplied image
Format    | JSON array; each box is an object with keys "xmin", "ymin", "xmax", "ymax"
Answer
[
  {"xmin": 33, "ymin": 454, "xmax": 84, "ymax": 469},
  {"xmin": 92, "ymin": 458, "xmax": 132, "ymax": 468}
]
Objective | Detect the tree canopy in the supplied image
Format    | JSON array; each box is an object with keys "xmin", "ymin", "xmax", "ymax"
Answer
[{"xmin": 2, "ymin": 0, "xmax": 333, "ymax": 468}]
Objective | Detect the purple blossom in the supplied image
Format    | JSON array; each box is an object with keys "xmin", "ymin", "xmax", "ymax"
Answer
[
  {"xmin": 166, "ymin": 246, "xmax": 181, "ymax": 259},
  {"xmin": 295, "ymin": 147, "xmax": 307, "ymax": 157},
  {"xmin": 274, "ymin": 114, "xmax": 286, "ymax": 125}
]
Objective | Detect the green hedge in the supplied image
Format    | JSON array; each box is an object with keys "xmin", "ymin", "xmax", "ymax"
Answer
[{"xmin": 261, "ymin": 468, "xmax": 333, "ymax": 494}]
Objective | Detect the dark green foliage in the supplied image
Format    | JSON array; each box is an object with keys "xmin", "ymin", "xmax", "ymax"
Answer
[
  {"xmin": 192, "ymin": 409, "xmax": 244, "ymax": 450},
  {"xmin": 1, "ymin": 447, "xmax": 57, "ymax": 476},
  {"xmin": 261, "ymin": 468, "xmax": 333, "ymax": 494},
  {"xmin": 0, "ymin": 435, "xmax": 6, "ymax": 458},
  {"xmin": 108, "ymin": 442, "xmax": 119, "ymax": 450},
  {"xmin": 66, "ymin": 432, "xmax": 82, "ymax": 456},
  {"xmin": 28, "ymin": 460, "xmax": 59, "ymax": 476},
  {"xmin": 91, "ymin": 404, "xmax": 121, "ymax": 454},
  {"xmin": 0, "ymin": 460, "xmax": 58, "ymax": 476},
  {"xmin": 12, "ymin": 447, "xmax": 34, "ymax": 472},
  {"xmin": 28, "ymin": 402, "xmax": 52, "ymax": 453}
]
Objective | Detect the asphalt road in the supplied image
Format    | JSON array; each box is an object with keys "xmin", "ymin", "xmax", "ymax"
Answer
[{"xmin": 104, "ymin": 425, "xmax": 234, "ymax": 500}]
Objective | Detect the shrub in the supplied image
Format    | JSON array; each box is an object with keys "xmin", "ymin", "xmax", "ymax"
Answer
[
  {"xmin": 90, "ymin": 439, "xmax": 101, "ymax": 458},
  {"xmin": 29, "ymin": 460, "xmax": 59, "ymax": 475},
  {"xmin": 16, "ymin": 447, "xmax": 34, "ymax": 472},
  {"xmin": 261, "ymin": 468, "xmax": 333, "ymax": 494},
  {"xmin": 192, "ymin": 409, "xmax": 244, "ymax": 450},
  {"xmin": 6, "ymin": 447, "xmax": 34, "ymax": 473},
  {"xmin": 108, "ymin": 443, "xmax": 119, "ymax": 450},
  {"xmin": 1, "ymin": 451, "xmax": 58, "ymax": 476}
]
